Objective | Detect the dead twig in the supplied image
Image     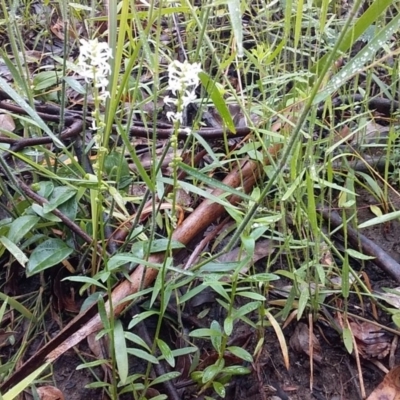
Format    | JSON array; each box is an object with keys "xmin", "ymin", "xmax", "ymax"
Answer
[{"xmin": 319, "ymin": 206, "xmax": 400, "ymax": 283}]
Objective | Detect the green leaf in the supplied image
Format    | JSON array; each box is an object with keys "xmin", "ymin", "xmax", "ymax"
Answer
[
  {"xmin": 63, "ymin": 76, "xmax": 86, "ymax": 94},
  {"xmin": 227, "ymin": 0, "xmax": 243, "ymax": 57},
  {"xmin": 227, "ymin": 346, "xmax": 253, "ymax": 363},
  {"xmin": 202, "ymin": 359, "xmax": 224, "ymax": 384},
  {"xmin": 128, "ymin": 311, "xmax": 159, "ymax": 329},
  {"xmin": 157, "ymin": 339, "xmax": 175, "ymax": 368},
  {"xmin": 58, "ymin": 195, "xmax": 78, "ymax": 221},
  {"xmin": 220, "ymin": 365, "xmax": 250, "ymax": 376},
  {"xmin": 358, "ymin": 210, "xmax": 400, "ymax": 229},
  {"xmin": 124, "ymin": 332, "xmax": 151, "ymax": 352},
  {"xmin": 126, "ymin": 348, "xmax": 159, "ymax": 364},
  {"xmin": 232, "ymin": 301, "xmax": 260, "ymax": 320},
  {"xmin": 392, "ymin": 313, "xmax": 400, "ymax": 329},
  {"xmin": 213, "ymin": 381, "xmax": 226, "ymax": 398},
  {"xmin": 31, "ymin": 204, "xmax": 61, "ymax": 222},
  {"xmin": 345, "ymin": 248, "xmax": 375, "ymax": 260},
  {"xmin": 37, "ymin": 181, "xmax": 54, "ymax": 198},
  {"xmin": 150, "ymin": 239, "xmax": 185, "ymax": 252},
  {"xmin": 114, "ymin": 320, "xmax": 128, "ymax": 385},
  {"xmin": 33, "ymin": 71, "xmax": 59, "ymax": 92},
  {"xmin": 313, "ymin": 0, "xmax": 394, "ymax": 74},
  {"xmin": 0, "ymin": 236, "xmax": 28, "ymax": 267},
  {"xmin": 297, "ymin": 289, "xmax": 309, "ymax": 320},
  {"xmin": 189, "ymin": 328, "xmax": 223, "ymax": 338},
  {"xmin": 224, "ymin": 316, "xmax": 233, "ymax": 336},
  {"xmin": 314, "ymin": 12, "xmax": 400, "ymax": 104},
  {"xmin": 150, "ymin": 371, "xmax": 181, "ymax": 386},
  {"xmin": 199, "ymin": 71, "xmax": 235, "ymax": 133},
  {"xmin": 0, "ymin": 292, "xmax": 34, "ymax": 320},
  {"xmin": 3, "ymin": 363, "xmax": 50, "ymax": 400},
  {"xmin": 236, "ymin": 291, "xmax": 266, "ymax": 301},
  {"xmin": 210, "ymin": 320, "xmax": 222, "ymax": 353},
  {"xmin": 27, "ymin": 238, "xmax": 73, "ymax": 276},
  {"xmin": 7, "ymin": 215, "xmax": 40, "ymax": 244},
  {"xmin": 77, "ymin": 360, "xmax": 109, "ymax": 369},
  {"xmin": 43, "ymin": 186, "xmax": 77, "ymax": 213},
  {"xmin": 342, "ymin": 327, "xmax": 353, "ymax": 354}
]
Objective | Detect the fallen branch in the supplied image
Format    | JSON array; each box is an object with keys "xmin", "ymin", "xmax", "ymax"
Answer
[{"xmin": 319, "ymin": 206, "xmax": 400, "ymax": 283}]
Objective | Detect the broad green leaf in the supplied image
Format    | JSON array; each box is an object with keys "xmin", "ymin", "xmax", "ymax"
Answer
[
  {"xmin": 157, "ymin": 339, "xmax": 175, "ymax": 368},
  {"xmin": 227, "ymin": 346, "xmax": 253, "ymax": 362},
  {"xmin": 58, "ymin": 195, "xmax": 78, "ymax": 221},
  {"xmin": 213, "ymin": 381, "xmax": 226, "ymax": 398},
  {"xmin": 7, "ymin": 215, "xmax": 39, "ymax": 244},
  {"xmin": 0, "ymin": 236, "xmax": 28, "ymax": 267},
  {"xmin": 210, "ymin": 320, "xmax": 222, "ymax": 353},
  {"xmin": 33, "ymin": 71, "xmax": 59, "ymax": 92},
  {"xmin": 31, "ymin": 204, "xmax": 61, "ymax": 222},
  {"xmin": 199, "ymin": 71, "xmax": 235, "ymax": 133},
  {"xmin": 37, "ymin": 181, "xmax": 54, "ymax": 198},
  {"xmin": 27, "ymin": 238, "xmax": 73, "ymax": 276},
  {"xmin": 43, "ymin": 186, "xmax": 77, "ymax": 213},
  {"xmin": 114, "ymin": 320, "xmax": 128, "ymax": 385},
  {"xmin": 202, "ymin": 359, "xmax": 224, "ymax": 384}
]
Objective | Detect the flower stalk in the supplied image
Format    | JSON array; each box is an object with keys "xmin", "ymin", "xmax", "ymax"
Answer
[{"xmin": 164, "ymin": 60, "xmax": 201, "ymax": 228}]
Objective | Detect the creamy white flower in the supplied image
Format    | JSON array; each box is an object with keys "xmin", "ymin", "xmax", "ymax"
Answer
[
  {"xmin": 166, "ymin": 111, "xmax": 183, "ymax": 123},
  {"xmin": 167, "ymin": 60, "xmax": 201, "ymax": 95},
  {"xmin": 163, "ymin": 95, "xmax": 178, "ymax": 106},
  {"xmin": 78, "ymin": 38, "xmax": 112, "ymax": 98},
  {"xmin": 179, "ymin": 127, "xmax": 192, "ymax": 136},
  {"xmin": 182, "ymin": 89, "xmax": 197, "ymax": 108}
]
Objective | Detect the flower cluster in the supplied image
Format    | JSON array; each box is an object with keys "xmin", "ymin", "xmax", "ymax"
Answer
[
  {"xmin": 164, "ymin": 60, "xmax": 202, "ymax": 124},
  {"xmin": 77, "ymin": 38, "xmax": 112, "ymax": 100}
]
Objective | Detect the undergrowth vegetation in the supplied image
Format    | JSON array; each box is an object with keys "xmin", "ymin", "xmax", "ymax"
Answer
[{"xmin": 0, "ymin": 0, "xmax": 399, "ymax": 399}]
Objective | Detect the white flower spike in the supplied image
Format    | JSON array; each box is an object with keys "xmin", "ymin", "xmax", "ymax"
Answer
[
  {"xmin": 78, "ymin": 38, "xmax": 112, "ymax": 98},
  {"xmin": 164, "ymin": 60, "xmax": 202, "ymax": 124}
]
